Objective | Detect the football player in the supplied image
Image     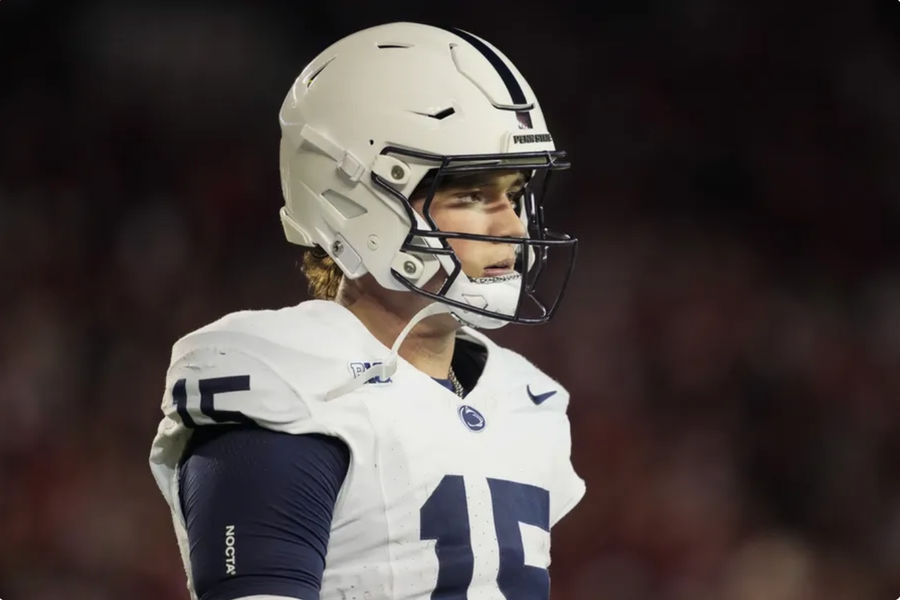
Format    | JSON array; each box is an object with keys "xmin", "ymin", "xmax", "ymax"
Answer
[{"xmin": 150, "ymin": 22, "xmax": 584, "ymax": 600}]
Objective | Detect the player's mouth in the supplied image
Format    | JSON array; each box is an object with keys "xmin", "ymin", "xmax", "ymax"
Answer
[{"xmin": 481, "ymin": 257, "xmax": 515, "ymax": 278}]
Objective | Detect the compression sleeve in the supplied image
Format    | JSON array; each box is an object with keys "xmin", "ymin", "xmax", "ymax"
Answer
[{"xmin": 178, "ymin": 426, "xmax": 351, "ymax": 600}]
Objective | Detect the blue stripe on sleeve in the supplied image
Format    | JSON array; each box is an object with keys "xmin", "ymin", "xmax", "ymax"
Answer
[{"xmin": 178, "ymin": 426, "xmax": 350, "ymax": 600}]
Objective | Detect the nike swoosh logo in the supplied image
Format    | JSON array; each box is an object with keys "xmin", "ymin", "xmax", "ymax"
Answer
[{"xmin": 527, "ymin": 385, "xmax": 557, "ymax": 405}]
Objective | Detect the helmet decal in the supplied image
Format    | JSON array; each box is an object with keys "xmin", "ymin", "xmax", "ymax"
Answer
[{"xmin": 440, "ymin": 26, "xmax": 528, "ymax": 107}]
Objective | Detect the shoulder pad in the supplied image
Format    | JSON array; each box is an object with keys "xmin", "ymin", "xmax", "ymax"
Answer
[
  {"xmin": 163, "ymin": 346, "xmax": 310, "ymax": 429},
  {"xmin": 169, "ymin": 301, "xmax": 390, "ymax": 406}
]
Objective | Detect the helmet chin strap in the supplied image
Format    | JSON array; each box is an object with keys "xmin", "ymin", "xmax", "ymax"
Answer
[
  {"xmin": 423, "ymin": 242, "xmax": 524, "ymax": 330},
  {"xmin": 325, "ymin": 302, "xmax": 453, "ymax": 401},
  {"xmin": 445, "ymin": 273, "xmax": 523, "ymax": 330}
]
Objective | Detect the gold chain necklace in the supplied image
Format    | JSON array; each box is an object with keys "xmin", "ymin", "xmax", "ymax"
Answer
[{"xmin": 448, "ymin": 366, "xmax": 464, "ymax": 398}]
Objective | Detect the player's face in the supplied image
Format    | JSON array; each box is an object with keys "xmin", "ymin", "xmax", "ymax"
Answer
[{"xmin": 412, "ymin": 170, "xmax": 527, "ymax": 279}]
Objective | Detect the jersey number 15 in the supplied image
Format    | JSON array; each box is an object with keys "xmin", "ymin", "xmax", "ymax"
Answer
[{"xmin": 421, "ymin": 475, "xmax": 550, "ymax": 600}]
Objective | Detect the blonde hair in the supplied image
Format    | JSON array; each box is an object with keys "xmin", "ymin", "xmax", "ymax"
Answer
[{"xmin": 301, "ymin": 246, "xmax": 344, "ymax": 300}]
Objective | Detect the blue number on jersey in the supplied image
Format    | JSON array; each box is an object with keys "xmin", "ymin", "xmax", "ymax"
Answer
[
  {"xmin": 420, "ymin": 475, "xmax": 473, "ymax": 599},
  {"xmin": 172, "ymin": 375, "xmax": 254, "ymax": 427},
  {"xmin": 420, "ymin": 476, "xmax": 550, "ymax": 599},
  {"xmin": 489, "ymin": 478, "xmax": 550, "ymax": 599}
]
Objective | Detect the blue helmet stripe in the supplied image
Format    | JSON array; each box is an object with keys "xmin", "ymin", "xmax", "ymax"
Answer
[{"xmin": 442, "ymin": 26, "xmax": 528, "ymax": 106}]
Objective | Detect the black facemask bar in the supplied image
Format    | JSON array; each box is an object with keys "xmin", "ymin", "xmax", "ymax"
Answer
[{"xmin": 371, "ymin": 145, "xmax": 578, "ymax": 325}]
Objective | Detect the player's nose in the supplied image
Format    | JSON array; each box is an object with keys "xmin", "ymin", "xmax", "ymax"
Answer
[{"xmin": 490, "ymin": 200, "xmax": 527, "ymax": 239}]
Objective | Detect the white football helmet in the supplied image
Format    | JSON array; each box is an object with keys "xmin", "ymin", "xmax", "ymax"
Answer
[{"xmin": 278, "ymin": 22, "xmax": 577, "ymax": 328}]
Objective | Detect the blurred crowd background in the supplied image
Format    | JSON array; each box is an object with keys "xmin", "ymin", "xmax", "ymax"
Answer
[{"xmin": 2, "ymin": 1, "xmax": 899, "ymax": 598}]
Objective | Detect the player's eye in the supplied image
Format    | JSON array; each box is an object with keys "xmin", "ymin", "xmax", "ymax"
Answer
[
  {"xmin": 453, "ymin": 190, "xmax": 484, "ymax": 203},
  {"xmin": 507, "ymin": 187, "xmax": 525, "ymax": 209}
]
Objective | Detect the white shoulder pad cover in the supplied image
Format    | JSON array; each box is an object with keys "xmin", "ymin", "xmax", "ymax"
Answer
[
  {"xmin": 162, "ymin": 345, "xmax": 311, "ymax": 430},
  {"xmin": 149, "ymin": 302, "xmax": 384, "ymax": 592},
  {"xmin": 150, "ymin": 334, "xmax": 371, "ymax": 510}
]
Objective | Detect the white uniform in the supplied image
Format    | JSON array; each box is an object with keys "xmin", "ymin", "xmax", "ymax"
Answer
[{"xmin": 149, "ymin": 300, "xmax": 585, "ymax": 600}]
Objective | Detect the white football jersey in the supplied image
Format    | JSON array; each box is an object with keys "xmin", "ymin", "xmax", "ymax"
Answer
[{"xmin": 149, "ymin": 300, "xmax": 585, "ymax": 600}]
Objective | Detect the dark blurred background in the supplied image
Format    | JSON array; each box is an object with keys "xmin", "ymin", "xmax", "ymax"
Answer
[{"xmin": 2, "ymin": 0, "xmax": 899, "ymax": 598}]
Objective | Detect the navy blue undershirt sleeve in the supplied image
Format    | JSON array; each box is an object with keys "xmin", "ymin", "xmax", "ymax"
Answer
[
  {"xmin": 433, "ymin": 377, "xmax": 456, "ymax": 394},
  {"xmin": 178, "ymin": 426, "xmax": 351, "ymax": 600}
]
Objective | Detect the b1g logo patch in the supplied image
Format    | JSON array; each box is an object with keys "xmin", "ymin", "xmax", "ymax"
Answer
[
  {"xmin": 458, "ymin": 405, "xmax": 486, "ymax": 432},
  {"xmin": 348, "ymin": 361, "xmax": 392, "ymax": 384}
]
